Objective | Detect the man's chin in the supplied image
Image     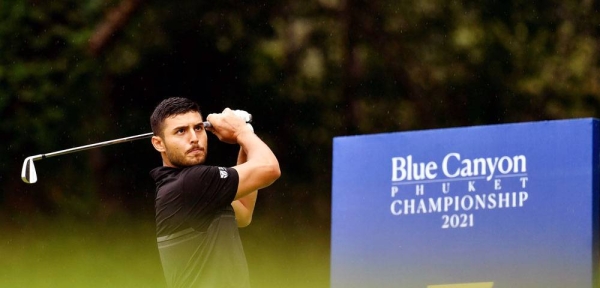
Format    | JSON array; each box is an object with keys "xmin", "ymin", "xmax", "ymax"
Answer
[
  {"xmin": 170, "ymin": 158, "xmax": 205, "ymax": 168},
  {"xmin": 185, "ymin": 156, "xmax": 205, "ymax": 166}
]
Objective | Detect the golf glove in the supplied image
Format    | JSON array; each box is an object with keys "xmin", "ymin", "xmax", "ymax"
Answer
[{"xmin": 233, "ymin": 109, "xmax": 254, "ymax": 133}]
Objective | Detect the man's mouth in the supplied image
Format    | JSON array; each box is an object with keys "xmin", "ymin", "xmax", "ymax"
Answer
[{"xmin": 186, "ymin": 146, "xmax": 204, "ymax": 155}]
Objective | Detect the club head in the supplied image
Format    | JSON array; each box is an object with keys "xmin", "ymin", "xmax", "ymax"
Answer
[{"xmin": 21, "ymin": 156, "xmax": 38, "ymax": 184}]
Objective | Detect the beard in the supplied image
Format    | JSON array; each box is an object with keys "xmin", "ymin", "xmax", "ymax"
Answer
[{"xmin": 164, "ymin": 144, "xmax": 206, "ymax": 168}]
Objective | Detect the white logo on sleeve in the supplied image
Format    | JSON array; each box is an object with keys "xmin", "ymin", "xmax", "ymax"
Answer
[{"xmin": 218, "ymin": 167, "xmax": 229, "ymax": 179}]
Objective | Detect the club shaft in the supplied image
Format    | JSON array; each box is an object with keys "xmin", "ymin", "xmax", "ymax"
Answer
[
  {"xmin": 32, "ymin": 120, "xmax": 213, "ymax": 161},
  {"xmin": 33, "ymin": 132, "xmax": 154, "ymax": 161}
]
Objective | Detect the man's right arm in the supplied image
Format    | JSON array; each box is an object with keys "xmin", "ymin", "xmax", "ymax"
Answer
[
  {"xmin": 206, "ymin": 108, "xmax": 281, "ymax": 200},
  {"xmin": 233, "ymin": 130, "xmax": 280, "ymax": 199}
]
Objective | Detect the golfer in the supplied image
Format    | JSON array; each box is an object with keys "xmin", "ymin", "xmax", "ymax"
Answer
[{"xmin": 149, "ymin": 97, "xmax": 280, "ymax": 288}]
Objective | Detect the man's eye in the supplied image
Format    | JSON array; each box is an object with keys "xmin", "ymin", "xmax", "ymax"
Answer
[
  {"xmin": 176, "ymin": 129, "xmax": 185, "ymax": 134},
  {"xmin": 194, "ymin": 125, "xmax": 203, "ymax": 131}
]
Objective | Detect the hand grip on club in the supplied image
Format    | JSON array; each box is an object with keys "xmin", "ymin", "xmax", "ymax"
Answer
[{"xmin": 202, "ymin": 110, "xmax": 252, "ymax": 128}]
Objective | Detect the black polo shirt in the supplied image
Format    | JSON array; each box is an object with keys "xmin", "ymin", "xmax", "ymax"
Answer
[{"xmin": 150, "ymin": 165, "xmax": 250, "ymax": 288}]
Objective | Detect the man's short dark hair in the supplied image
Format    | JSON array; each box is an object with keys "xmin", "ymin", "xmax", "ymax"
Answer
[{"xmin": 150, "ymin": 97, "xmax": 201, "ymax": 137}]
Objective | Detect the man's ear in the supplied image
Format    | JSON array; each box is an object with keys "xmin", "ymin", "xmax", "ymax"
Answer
[{"xmin": 151, "ymin": 135, "xmax": 166, "ymax": 152}]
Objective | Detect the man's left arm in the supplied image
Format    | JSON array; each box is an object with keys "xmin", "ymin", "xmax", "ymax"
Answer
[{"xmin": 232, "ymin": 147, "xmax": 257, "ymax": 227}]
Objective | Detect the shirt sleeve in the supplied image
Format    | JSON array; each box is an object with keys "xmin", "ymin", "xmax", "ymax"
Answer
[{"xmin": 181, "ymin": 165, "xmax": 239, "ymax": 223}]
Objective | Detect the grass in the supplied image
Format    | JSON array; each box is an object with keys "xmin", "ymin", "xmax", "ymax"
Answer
[
  {"xmin": 1, "ymin": 216, "xmax": 165, "ymax": 288},
  {"xmin": 242, "ymin": 218, "xmax": 330, "ymax": 288},
  {"xmin": 0, "ymin": 214, "xmax": 330, "ymax": 288}
]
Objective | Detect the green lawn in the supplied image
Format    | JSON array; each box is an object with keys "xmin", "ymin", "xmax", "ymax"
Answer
[{"xmin": 1, "ymin": 215, "xmax": 329, "ymax": 288}]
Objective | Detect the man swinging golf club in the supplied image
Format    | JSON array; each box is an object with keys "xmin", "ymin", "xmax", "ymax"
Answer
[{"xmin": 149, "ymin": 97, "xmax": 280, "ymax": 288}]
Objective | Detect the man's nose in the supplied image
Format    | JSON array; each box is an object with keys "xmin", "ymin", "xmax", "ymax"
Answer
[{"xmin": 189, "ymin": 128, "xmax": 199, "ymax": 142}]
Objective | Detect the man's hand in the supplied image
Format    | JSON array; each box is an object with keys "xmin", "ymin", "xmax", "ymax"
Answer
[
  {"xmin": 206, "ymin": 108, "xmax": 253, "ymax": 144},
  {"xmin": 209, "ymin": 107, "xmax": 279, "ymax": 201}
]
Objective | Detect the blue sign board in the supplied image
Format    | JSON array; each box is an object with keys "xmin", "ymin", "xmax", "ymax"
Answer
[{"xmin": 331, "ymin": 119, "xmax": 599, "ymax": 288}]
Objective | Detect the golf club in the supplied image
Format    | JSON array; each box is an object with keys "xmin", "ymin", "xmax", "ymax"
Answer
[
  {"xmin": 21, "ymin": 131, "xmax": 155, "ymax": 184},
  {"xmin": 22, "ymin": 110, "xmax": 252, "ymax": 184}
]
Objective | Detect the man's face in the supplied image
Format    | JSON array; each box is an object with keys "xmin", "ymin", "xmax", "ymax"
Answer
[{"xmin": 158, "ymin": 111, "xmax": 208, "ymax": 167}]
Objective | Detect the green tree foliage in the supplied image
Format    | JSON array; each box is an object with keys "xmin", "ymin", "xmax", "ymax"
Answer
[
  {"xmin": 1, "ymin": 1, "xmax": 102, "ymax": 216},
  {"xmin": 3, "ymin": 0, "xmax": 600, "ymax": 226}
]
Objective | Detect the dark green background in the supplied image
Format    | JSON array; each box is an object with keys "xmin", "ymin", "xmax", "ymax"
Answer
[{"xmin": 2, "ymin": 0, "xmax": 600, "ymax": 287}]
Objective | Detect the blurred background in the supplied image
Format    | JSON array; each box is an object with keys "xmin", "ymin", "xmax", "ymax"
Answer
[{"xmin": 2, "ymin": 0, "xmax": 600, "ymax": 287}]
